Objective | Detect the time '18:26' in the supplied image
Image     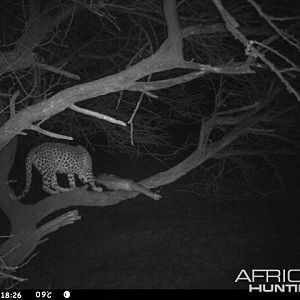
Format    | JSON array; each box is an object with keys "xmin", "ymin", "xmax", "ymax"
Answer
[{"xmin": 1, "ymin": 292, "xmax": 22, "ymax": 299}]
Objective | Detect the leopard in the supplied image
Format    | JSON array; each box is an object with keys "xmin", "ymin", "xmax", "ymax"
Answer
[{"xmin": 12, "ymin": 142, "xmax": 102, "ymax": 200}]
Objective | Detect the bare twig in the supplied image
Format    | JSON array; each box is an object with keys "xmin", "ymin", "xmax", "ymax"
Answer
[{"xmin": 69, "ymin": 104, "xmax": 126, "ymax": 126}]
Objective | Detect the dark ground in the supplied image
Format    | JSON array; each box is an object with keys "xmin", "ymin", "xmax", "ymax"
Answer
[{"xmin": 4, "ymin": 151, "xmax": 300, "ymax": 289}]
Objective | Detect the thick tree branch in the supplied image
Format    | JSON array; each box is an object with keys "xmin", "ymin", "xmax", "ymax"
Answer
[{"xmin": 0, "ymin": 1, "xmax": 257, "ymax": 152}]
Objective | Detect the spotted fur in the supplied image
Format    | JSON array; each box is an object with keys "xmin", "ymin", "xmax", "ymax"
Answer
[{"xmin": 13, "ymin": 142, "xmax": 102, "ymax": 199}]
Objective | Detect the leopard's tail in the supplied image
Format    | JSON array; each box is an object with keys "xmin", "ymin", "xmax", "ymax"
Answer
[{"xmin": 10, "ymin": 152, "xmax": 33, "ymax": 200}]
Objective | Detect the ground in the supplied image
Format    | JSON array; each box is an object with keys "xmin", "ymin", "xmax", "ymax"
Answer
[{"xmin": 6, "ymin": 151, "xmax": 300, "ymax": 289}]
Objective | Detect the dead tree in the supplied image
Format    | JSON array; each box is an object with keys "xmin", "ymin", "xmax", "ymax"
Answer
[{"xmin": 0, "ymin": 0, "xmax": 299, "ymax": 287}]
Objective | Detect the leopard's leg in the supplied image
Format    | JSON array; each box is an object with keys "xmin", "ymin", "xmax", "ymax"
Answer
[
  {"xmin": 78, "ymin": 174, "xmax": 89, "ymax": 189},
  {"xmin": 42, "ymin": 172, "xmax": 59, "ymax": 194},
  {"xmin": 89, "ymin": 179, "xmax": 103, "ymax": 192},
  {"xmin": 44, "ymin": 172, "xmax": 72, "ymax": 194},
  {"xmin": 67, "ymin": 173, "xmax": 77, "ymax": 190},
  {"xmin": 79, "ymin": 173, "xmax": 102, "ymax": 192}
]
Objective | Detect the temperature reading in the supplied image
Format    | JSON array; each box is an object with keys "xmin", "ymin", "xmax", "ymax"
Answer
[{"xmin": 35, "ymin": 291, "xmax": 52, "ymax": 299}]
